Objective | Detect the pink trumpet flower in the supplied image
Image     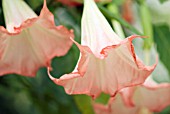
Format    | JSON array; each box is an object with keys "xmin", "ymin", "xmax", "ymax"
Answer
[
  {"xmin": 0, "ymin": 0, "xmax": 73, "ymax": 77},
  {"xmin": 94, "ymin": 78, "xmax": 170, "ymax": 114},
  {"xmin": 48, "ymin": 0, "xmax": 157, "ymax": 98}
]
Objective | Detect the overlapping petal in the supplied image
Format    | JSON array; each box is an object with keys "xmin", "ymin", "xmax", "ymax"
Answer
[
  {"xmin": 94, "ymin": 78, "xmax": 170, "ymax": 114},
  {"xmin": 94, "ymin": 95, "xmax": 139, "ymax": 114},
  {"xmin": 122, "ymin": 78, "xmax": 170, "ymax": 112},
  {"xmin": 0, "ymin": 0, "xmax": 73, "ymax": 77},
  {"xmin": 48, "ymin": 0, "xmax": 157, "ymax": 98}
]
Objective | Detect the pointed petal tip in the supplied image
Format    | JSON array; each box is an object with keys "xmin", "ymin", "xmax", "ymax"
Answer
[
  {"xmin": 42, "ymin": 0, "xmax": 48, "ymax": 11},
  {"xmin": 47, "ymin": 67, "xmax": 57, "ymax": 81},
  {"xmin": 128, "ymin": 35, "xmax": 158, "ymax": 71}
]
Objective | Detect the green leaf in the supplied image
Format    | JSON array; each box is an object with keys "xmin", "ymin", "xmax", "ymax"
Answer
[
  {"xmin": 74, "ymin": 95, "xmax": 95, "ymax": 114},
  {"xmin": 0, "ymin": 69, "xmax": 81, "ymax": 114},
  {"xmin": 25, "ymin": 0, "xmax": 43, "ymax": 10},
  {"xmin": 153, "ymin": 25, "xmax": 170, "ymax": 77},
  {"xmin": 95, "ymin": 93, "xmax": 110, "ymax": 105},
  {"xmin": 0, "ymin": 7, "xmax": 5, "ymax": 27},
  {"xmin": 159, "ymin": 0, "xmax": 169, "ymax": 3},
  {"xmin": 155, "ymin": 106, "xmax": 170, "ymax": 114},
  {"xmin": 112, "ymin": 0, "xmax": 125, "ymax": 5}
]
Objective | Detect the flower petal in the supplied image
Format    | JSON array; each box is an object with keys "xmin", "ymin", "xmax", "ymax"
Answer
[
  {"xmin": 94, "ymin": 95, "xmax": 139, "ymax": 114},
  {"xmin": 95, "ymin": 78, "xmax": 170, "ymax": 114},
  {"xmin": 49, "ymin": 36, "xmax": 157, "ymax": 98},
  {"xmin": 121, "ymin": 78, "xmax": 170, "ymax": 112},
  {"xmin": 0, "ymin": 0, "xmax": 73, "ymax": 76},
  {"xmin": 93, "ymin": 103, "xmax": 110, "ymax": 114}
]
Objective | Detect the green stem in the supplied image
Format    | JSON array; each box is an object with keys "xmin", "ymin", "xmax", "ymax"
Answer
[
  {"xmin": 138, "ymin": 0, "xmax": 153, "ymax": 50},
  {"xmin": 107, "ymin": 3, "xmax": 125, "ymax": 39},
  {"xmin": 98, "ymin": 4, "xmax": 142, "ymax": 35}
]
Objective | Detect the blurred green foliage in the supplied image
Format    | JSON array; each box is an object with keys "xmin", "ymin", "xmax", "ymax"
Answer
[
  {"xmin": 159, "ymin": 0, "xmax": 169, "ymax": 3},
  {"xmin": 154, "ymin": 25, "xmax": 170, "ymax": 79},
  {"xmin": 0, "ymin": 70, "xmax": 81, "ymax": 114}
]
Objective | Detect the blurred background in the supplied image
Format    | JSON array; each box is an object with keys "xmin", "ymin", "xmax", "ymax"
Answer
[{"xmin": 0, "ymin": 0, "xmax": 170, "ymax": 114}]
